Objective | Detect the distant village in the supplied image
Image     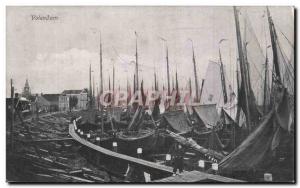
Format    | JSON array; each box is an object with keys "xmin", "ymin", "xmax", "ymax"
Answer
[{"xmin": 7, "ymin": 79, "xmax": 90, "ymax": 117}]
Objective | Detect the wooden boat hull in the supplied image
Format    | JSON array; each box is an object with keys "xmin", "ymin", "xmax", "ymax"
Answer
[{"xmin": 115, "ymin": 129, "xmax": 159, "ymax": 155}]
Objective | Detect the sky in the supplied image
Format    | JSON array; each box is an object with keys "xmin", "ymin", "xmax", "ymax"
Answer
[{"xmin": 6, "ymin": 6, "xmax": 294, "ymax": 96}]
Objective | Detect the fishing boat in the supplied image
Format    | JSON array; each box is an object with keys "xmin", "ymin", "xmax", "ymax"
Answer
[
  {"xmin": 115, "ymin": 105, "xmax": 159, "ymax": 155},
  {"xmin": 113, "ymin": 33, "xmax": 161, "ymax": 156}
]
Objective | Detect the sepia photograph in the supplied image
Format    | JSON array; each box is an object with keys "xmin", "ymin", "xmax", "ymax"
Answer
[{"xmin": 6, "ymin": 6, "xmax": 295, "ymax": 183}]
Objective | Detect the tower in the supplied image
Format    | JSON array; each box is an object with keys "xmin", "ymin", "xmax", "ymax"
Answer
[{"xmin": 22, "ymin": 79, "xmax": 31, "ymax": 99}]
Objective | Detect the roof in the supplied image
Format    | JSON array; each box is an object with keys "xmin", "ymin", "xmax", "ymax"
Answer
[
  {"xmin": 42, "ymin": 94, "xmax": 59, "ymax": 103},
  {"xmin": 28, "ymin": 95, "xmax": 37, "ymax": 102},
  {"xmin": 61, "ymin": 90, "xmax": 82, "ymax": 95}
]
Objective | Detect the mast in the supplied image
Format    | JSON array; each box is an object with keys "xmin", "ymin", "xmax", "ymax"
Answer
[
  {"xmin": 93, "ymin": 76, "xmax": 95, "ymax": 99},
  {"xmin": 97, "ymin": 86, "xmax": 99, "ymax": 109},
  {"xmin": 154, "ymin": 70, "xmax": 157, "ymax": 91},
  {"xmin": 113, "ymin": 63, "xmax": 115, "ymax": 93},
  {"xmin": 234, "ymin": 60, "xmax": 241, "ymax": 148},
  {"xmin": 135, "ymin": 31, "xmax": 139, "ymax": 90},
  {"xmin": 126, "ymin": 75, "xmax": 129, "ymax": 93},
  {"xmin": 235, "ymin": 59, "xmax": 241, "ymax": 124},
  {"xmin": 112, "ymin": 63, "xmax": 115, "ymax": 104},
  {"xmin": 266, "ymin": 7, "xmax": 281, "ymax": 82},
  {"xmin": 10, "ymin": 79, "xmax": 14, "ymax": 151},
  {"xmin": 108, "ymin": 74, "xmax": 111, "ymax": 105},
  {"xmin": 219, "ymin": 43, "xmax": 228, "ymax": 104},
  {"xmin": 166, "ymin": 46, "xmax": 171, "ymax": 95},
  {"xmin": 175, "ymin": 70, "xmax": 179, "ymax": 92},
  {"xmin": 99, "ymin": 32, "xmax": 104, "ymax": 134},
  {"xmin": 191, "ymin": 40, "xmax": 199, "ymax": 102},
  {"xmin": 127, "ymin": 76, "xmax": 132, "ymax": 105},
  {"xmin": 189, "ymin": 78, "xmax": 192, "ymax": 95},
  {"xmin": 263, "ymin": 52, "xmax": 269, "ymax": 114},
  {"xmin": 133, "ymin": 74, "xmax": 136, "ymax": 94},
  {"xmin": 99, "ymin": 33, "xmax": 103, "ymax": 99},
  {"xmin": 172, "ymin": 76, "xmax": 175, "ymax": 90},
  {"xmin": 109, "ymin": 74, "xmax": 111, "ymax": 90},
  {"xmin": 89, "ymin": 63, "xmax": 92, "ymax": 106},
  {"xmin": 199, "ymin": 79, "xmax": 205, "ymax": 103},
  {"xmin": 233, "ymin": 7, "xmax": 252, "ymax": 131}
]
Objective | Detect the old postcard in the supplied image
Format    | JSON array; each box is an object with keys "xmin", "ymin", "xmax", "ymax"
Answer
[{"xmin": 6, "ymin": 6, "xmax": 295, "ymax": 183}]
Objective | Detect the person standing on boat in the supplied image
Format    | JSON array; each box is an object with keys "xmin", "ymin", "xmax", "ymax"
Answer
[{"xmin": 172, "ymin": 144, "xmax": 185, "ymax": 175}]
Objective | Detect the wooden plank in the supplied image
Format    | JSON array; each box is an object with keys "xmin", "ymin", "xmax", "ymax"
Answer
[
  {"xmin": 24, "ymin": 138, "xmax": 73, "ymax": 143},
  {"xmin": 69, "ymin": 124, "xmax": 173, "ymax": 173},
  {"xmin": 152, "ymin": 171, "xmax": 245, "ymax": 183},
  {"xmin": 206, "ymin": 173, "xmax": 245, "ymax": 183},
  {"xmin": 152, "ymin": 171, "xmax": 208, "ymax": 182}
]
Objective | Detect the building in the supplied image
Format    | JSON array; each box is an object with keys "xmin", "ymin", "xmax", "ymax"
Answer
[
  {"xmin": 22, "ymin": 79, "xmax": 31, "ymax": 99},
  {"xmin": 35, "ymin": 94, "xmax": 60, "ymax": 112},
  {"xmin": 59, "ymin": 89, "xmax": 88, "ymax": 111}
]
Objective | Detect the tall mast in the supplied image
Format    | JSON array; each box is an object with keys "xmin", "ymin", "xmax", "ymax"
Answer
[
  {"xmin": 233, "ymin": 6, "xmax": 252, "ymax": 130},
  {"xmin": 172, "ymin": 75, "xmax": 175, "ymax": 90},
  {"xmin": 99, "ymin": 32, "xmax": 104, "ymax": 134},
  {"xmin": 109, "ymin": 74, "xmax": 111, "ymax": 90},
  {"xmin": 266, "ymin": 7, "xmax": 281, "ymax": 82},
  {"xmin": 199, "ymin": 79, "xmax": 205, "ymax": 103},
  {"xmin": 99, "ymin": 33, "xmax": 103, "ymax": 99},
  {"xmin": 189, "ymin": 78, "xmax": 192, "ymax": 95},
  {"xmin": 97, "ymin": 86, "xmax": 99, "ymax": 109},
  {"xmin": 263, "ymin": 51, "xmax": 269, "ymax": 114},
  {"xmin": 10, "ymin": 79, "xmax": 14, "ymax": 151},
  {"xmin": 133, "ymin": 74, "xmax": 136, "ymax": 94},
  {"xmin": 113, "ymin": 62, "xmax": 115, "ymax": 93},
  {"xmin": 135, "ymin": 31, "xmax": 139, "ymax": 90},
  {"xmin": 154, "ymin": 70, "xmax": 157, "ymax": 91},
  {"xmin": 175, "ymin": 70, "xmax": 179, "ymax": 92},
  {"xmin": 126, "ymin": 75, "xmax": 128, "ymax": 92},
  {"xmin": 219, "ymin": 41, "xmax": 228, "ymax": 104},
  {"xmin": 191, "ymin": 40, "xmax": 199, "ymax": 102},
  {"xmin": 93, "ymin": 76, "xmax": 95, "ymax": 99},
  {"xmin": 235, "ymin": 59, "xmax": 241, "ymax": 125},
  {"xmin": 166, "ymin": 45, "xmax": 171, "ymax": 95},
  {"xmin": 89, "ymin": 63, "xmax": 92, "ymax": 104}
]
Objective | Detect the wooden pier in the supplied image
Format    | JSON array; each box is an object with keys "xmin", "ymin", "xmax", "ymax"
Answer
[{"xmin": 151, "ymin": 171, "xmax": 245, "ymax": 183}]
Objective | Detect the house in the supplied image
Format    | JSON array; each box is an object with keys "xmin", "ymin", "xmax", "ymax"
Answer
[
  {"xmin": 41, "ymin": 94, "xmax": 59, "ymax": 112},
  {"xmin": 35, "ymin": 94, "xmax": 60, "ymax": 112},
  {"xmin": 59, "ymin": 89, "xmax": 88, "ymax": 111}
]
